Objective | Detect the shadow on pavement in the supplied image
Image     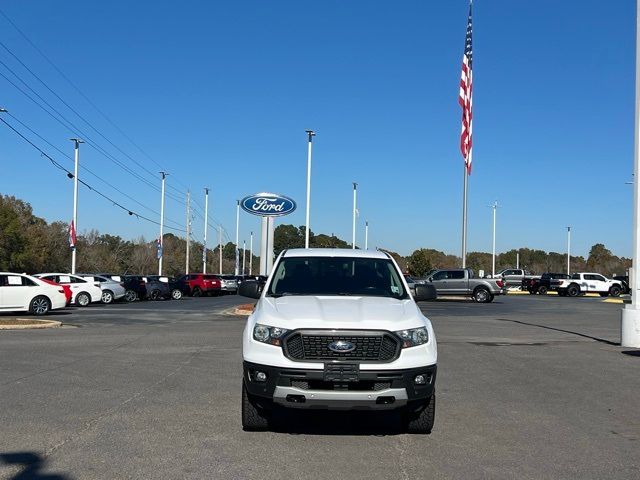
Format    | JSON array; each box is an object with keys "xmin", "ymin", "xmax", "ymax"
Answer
[
  {"xmin": 496, "ymin": 318, "xmax": 619, "ymax": 346},
  {"xmin": 621, "ymin": 350, "xmax": 640, "ymax": 357},
  {"xmin": 267, "ymin": 408, "xmax": 408, "ymax": 436},
  {"xmin": 0, "ymin": 452, "xmax": 71, "ymax": 479}
]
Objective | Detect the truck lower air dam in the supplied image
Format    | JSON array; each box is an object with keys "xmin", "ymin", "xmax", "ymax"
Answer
[{"xmin": 286, "ymin": 395, "xmax": 306, "ymax": 403}]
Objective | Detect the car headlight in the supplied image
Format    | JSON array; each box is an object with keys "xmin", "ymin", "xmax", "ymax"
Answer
[
  {"xmin": 253, "ymin": 324, "xmax": 288, "ymax": 346},
  {"xmin": 395, "ymin": 327, "xmax": 429, "ymax": 348}
]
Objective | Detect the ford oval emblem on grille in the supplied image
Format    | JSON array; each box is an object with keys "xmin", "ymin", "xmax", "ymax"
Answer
[{"xmin": 328, "ymin": 340, "xmax": 356, "ymax": 353}]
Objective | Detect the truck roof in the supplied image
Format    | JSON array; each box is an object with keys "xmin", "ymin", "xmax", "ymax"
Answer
[{"xmin": 282, "ymin": 248, "xmax": 390, "ymax": 259}]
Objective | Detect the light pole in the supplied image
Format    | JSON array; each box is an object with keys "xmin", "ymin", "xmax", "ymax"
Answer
[
  {"xmin": 305, "ymin": 130, "xmax": 315, "ymax": 248},
  {"xmin": 203, "ymin": 188, "xmax": 209, "ymax": 274},
  {"xmin": 365, "ymin": 221, "xmax": 369, "ymax": 250},
  {"xmin": 185, "ymin": 190, "xmax": 191, "ymax": 274},
  {"xmin": 158, "ymin": 172, "xmax": 167, "ymax": 275},
  {"xmin": 622, "ymin": 0, "xmax": 640, "ymax": 348},
  {"xmin": 70, "ymin": 138, "xmax": 84, "ymax": 274},
  {"xmin": 218, "ymin": 225, "xmax": 223, "ymax": 275},
  {"xmin": 352, "ymin": 182, "xmax": 358, "ymax": 249},
  {"xmin": 566, "ymin": 226, "xmax": 571, "ymax": 275},
  {"xmin": 491, "ymin": 202, "xmax": 498, "ymax": 278},
  {"xmin": 242, "ymin": 240, "xmax": 246, "ymax": 275},
  {"xmin": 235, "ymin": 200, "xmax": 240, "ymax": 276},
  {"xmin": 249, "ymin": 231, "xmax": 254, "ymax": 275}
]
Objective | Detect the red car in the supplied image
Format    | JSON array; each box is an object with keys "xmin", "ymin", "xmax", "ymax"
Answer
[
  {"xmin": 40, "ymin": 278, "xmax": 72, "ymax": 305},
  {"xmin": 181, "ymin": 274, "xmax": 222, "ymax": 297}
]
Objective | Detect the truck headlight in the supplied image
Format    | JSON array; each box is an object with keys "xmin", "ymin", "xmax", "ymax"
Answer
[
  {"xmin": 395, "ymin": 327, "xmax": 429, "ymax": 348},
  {"xmin": 253, "ymin": 324, "xmax": 288, "ymax": 346}
]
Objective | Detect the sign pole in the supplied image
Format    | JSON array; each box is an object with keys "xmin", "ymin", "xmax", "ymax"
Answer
[{"xmin": 622, "ymin": 0, "xmax": 640, "ymax": 348}]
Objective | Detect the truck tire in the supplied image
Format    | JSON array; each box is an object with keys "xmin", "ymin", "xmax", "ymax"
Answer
[
  {"xmin": 242, "ymin": 383, "xmax": 270, "ymax": 431},
  {"xmin": 609, "ymin": 285, "xmax": 621, "ymax": 297},
  {"xmin": 537, "ymin": 285, "xmax": 548, "ymax": 295},
  {"xmin": 567, "ymin": 284, "xmax": 580, "ymax": 297},
  {"xmin": 405, "ymin": 394, "xmax": 435, "ymax": 434},
  {"xmin": 473, "ymin": 287, "xmax": 491, "ymax": 303}
]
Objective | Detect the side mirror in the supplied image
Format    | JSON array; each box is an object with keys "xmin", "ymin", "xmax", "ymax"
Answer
[
  {"xmin": 414, "ymin": 284, "xmax": 437, "ymax": 302},
  {"xmin": 239, "ymin": 280, "xmax": 262, "ymax": 299}
]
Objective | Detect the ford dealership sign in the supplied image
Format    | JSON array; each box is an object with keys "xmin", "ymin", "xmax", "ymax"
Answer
[{"xmin": 241, "ymin": 193, "xmax": 297, "ymax": 217}]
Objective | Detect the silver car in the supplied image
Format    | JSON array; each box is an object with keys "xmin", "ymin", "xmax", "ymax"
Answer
[
  {"xmin": 79, "ymin": 274, "xmax": 126, "ymax": 304},
  {"xmin": 219, "ymin": 275, "xmax": 238, "ymax": 294}
]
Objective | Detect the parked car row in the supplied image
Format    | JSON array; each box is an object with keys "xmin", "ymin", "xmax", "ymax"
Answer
[
  {"xmin": 523, "ymin": 272, "xmax": 626, "ymax": 297},
  {"xmin": 0, "ymin": 271, "xmax": 267, "ymax": 316}
]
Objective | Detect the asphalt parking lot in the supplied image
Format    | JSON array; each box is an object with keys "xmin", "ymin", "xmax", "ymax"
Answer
[{"xmin": 1, "ymin": 295, "xmax": 639, "ymax": 479}]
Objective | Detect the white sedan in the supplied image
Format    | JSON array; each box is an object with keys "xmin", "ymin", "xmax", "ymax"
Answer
[
  {"xmin": 35, "ymin": 273, "xmax": 103, "ymax": 306},
  {"xmin": 0, "ymin": 272, "xmax": 67, "ymax": 315}
]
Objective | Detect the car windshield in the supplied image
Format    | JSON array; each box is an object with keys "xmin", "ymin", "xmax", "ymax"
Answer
[{"xmin": 267, "ymin": 256, "xmax": 408, "ymax": 299}]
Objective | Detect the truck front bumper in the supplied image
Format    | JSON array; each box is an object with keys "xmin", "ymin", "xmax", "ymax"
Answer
[{"xmin": 243, "ymin": 361, "xmax": 436, "ymax": 410}]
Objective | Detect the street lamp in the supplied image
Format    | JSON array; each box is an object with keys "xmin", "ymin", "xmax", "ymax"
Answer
[{"xmin": 305, "ymin": 130, "xmax": 315, "ymax": 248}]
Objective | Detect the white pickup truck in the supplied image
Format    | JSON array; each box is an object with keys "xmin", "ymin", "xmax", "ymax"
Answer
[
  {"xmin": 554, "ymin": 273, "xmax": 624, "ymax": 297},
  {"xmin": 239, "ymin": 248, "xmax": 438, "ymax": 434}
]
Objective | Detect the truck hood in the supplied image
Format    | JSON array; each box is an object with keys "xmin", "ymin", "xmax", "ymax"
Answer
[{"xmin": 254, "ymin": 296, "xmax": 428, "ymax": 331}]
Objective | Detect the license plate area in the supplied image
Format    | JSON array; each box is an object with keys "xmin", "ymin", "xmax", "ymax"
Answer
[{"xmin": 324, "ymin": 363, "xmax": 359, "ymax": 382}]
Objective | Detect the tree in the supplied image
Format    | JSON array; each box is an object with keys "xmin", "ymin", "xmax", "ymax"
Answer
[{"xmin": 407, "ymin": 249, "xmax": 433, "ymax": 277}]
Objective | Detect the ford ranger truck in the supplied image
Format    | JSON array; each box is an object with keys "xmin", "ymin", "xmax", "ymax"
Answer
[{"xmin": 239, "ymin": 248, "xmax": 438, "ymax": 433}]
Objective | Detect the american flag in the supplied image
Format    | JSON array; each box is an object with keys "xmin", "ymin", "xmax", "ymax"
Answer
[
  {"xmin": 459, "ymin": 2, "xmax": 473, "ymax": 175},
  {"xmin": 68, "ymin": 220, "xmax": 76, "ymax": 248}
]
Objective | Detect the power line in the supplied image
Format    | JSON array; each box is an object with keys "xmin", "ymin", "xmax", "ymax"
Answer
[
  {"xmin": 0, "ymin": 116, "xmax": 187, "ymax": 233},
  {"xmin": 0, "ymin": 8, "xmax": 197, "ymax": 197}
]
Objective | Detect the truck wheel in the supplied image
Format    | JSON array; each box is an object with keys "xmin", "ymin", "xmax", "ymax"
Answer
[
  {"xmin": 473, "ymin": 287, "xmax": 491, "ymax": 303},
  {"xmin": 609, "ymin": 285, "xmax": 621, "ymax": 297},
  {"xmin": 405, "ymin": 394, "xmax": 435, "ymax": 434},
  {"xmin": 537, "ymin": 286, "xmax": 548, "ymax": 295},
  {"xmin": 567, "ymin": 284, "xmax": 580, "ymax": 297},
  {"xmin": 242, "ymin": 383, "xmax": 270, "ymax": 431}
]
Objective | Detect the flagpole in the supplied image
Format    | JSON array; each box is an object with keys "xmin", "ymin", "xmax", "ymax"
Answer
[{"xmin": 461, "ymin": 161, "xmax": 468, "ymax": 268}]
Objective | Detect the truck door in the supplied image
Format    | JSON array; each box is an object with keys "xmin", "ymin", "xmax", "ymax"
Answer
[
  {"xmin": 591, "ymin": 274, "xmax": 608, "ymax": 293},
  {"xmin": 581, "ymin": 274, "xmax": 597, "ymax": 292},
  {"xmin": 430, "ymin": 270, "xmax": 450, "ymax": 294},
  {"xmin": 447, "ymin": 270, "xmax": 467, "ymax": 294}
]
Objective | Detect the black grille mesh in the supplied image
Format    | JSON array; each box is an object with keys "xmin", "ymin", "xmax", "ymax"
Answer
[{"xmin": 284, "ymin": 332, "xmax": 399, "ymax": 362}]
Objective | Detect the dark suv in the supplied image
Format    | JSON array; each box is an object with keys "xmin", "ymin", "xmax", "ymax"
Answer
[
  {"xmin": 147, "ymin": 275, "xmax": 189, "ymax": 300},
  {"xmin": 180, "ymin": 274, "xmax": 222, "ymax": 297}
]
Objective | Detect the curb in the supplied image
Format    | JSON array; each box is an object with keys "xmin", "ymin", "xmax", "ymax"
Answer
[
  {"xmin": 231, "ymin": 304, "xmax": 255, "ymax": 316},
  {"xmin": 602, "ymin": 298, "xmax": 628, "ymax": 304},
  {"xmin": 0, "ymin": 319, "xmax": 62, "ymax": 330}
]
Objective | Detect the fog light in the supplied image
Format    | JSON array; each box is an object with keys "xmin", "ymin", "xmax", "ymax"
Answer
[
  {"xmin": 255, "ymin": 371, "xmax": 267, "ymax": 382},
  {"xmin": 414, "ymin": 374, "xmax": 426, "ymax": 385}
]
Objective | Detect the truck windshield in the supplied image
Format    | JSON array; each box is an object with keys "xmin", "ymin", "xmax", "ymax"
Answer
[{"xmin": 267, "ymin": 256, "xmax": 408, "ymax": 299}]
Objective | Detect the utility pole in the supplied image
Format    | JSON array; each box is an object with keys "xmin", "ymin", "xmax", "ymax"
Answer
[
  {"xmin": 218, "ymin": 225, "xmax": 223, "ymax": 275},
  {"xmin": 352, "ymin": 182, "xmax": 358, "ymax": 249},
  {"xmin": 365, "ymin": 221, "xmax": 369, "ymax": 250},
  {"xmin": 242, "ymin": 240, "xmax": 246, "ymax": 275},
  {"xmin": 249, "ymin": 231, "xmax": 254, "ymax": 275},
  {"xmin": 622, "ymin": 0, "xmax": 640, "ymax": 348},
  {"xmin": 158, "ymin": 172, "xmax": 167, "ymax": 275},
  {"xmin": 70, "ymin": 138, "xmax": 83, "ymax": 274},
  {"xmin": 203, "ymin": 187, "xmax": 209, "ymax": 274},
  {"xmin": 235, "ymin": 200, "xmax": 240, "ymax": 275},
  {"xmin": 567, "ymin": 227, "xmax": 572, "ymax": 274},
  {"xmin": 185, "ymin": 190, "xmax": 191, "ymax": 274},
  {"xmin": 492, "ymin": 202, "xmax": 498, "ymax": 278},
  {"xmin": 305, "ymin": 130, "xmax": 315, "ymax": 248}
]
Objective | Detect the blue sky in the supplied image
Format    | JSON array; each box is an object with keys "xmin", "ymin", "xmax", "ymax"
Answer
[{"xmin": 0, "ymin": 0, "xmax": 635, "ymax": 258}]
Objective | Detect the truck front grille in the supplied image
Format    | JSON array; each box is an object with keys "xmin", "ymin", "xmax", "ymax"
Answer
[{"xmin": 283, "ymin": 330, "xmax": 400, "ymax": 363}]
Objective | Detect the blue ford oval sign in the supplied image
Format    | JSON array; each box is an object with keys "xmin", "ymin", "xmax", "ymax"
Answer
[
  {"xmin": 241, "ymin": 193, "xmax": 297, "ymax": 217},
  {"xmin": 240, "ymin": 193, "xmax": 296, "ymax": 217}
]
